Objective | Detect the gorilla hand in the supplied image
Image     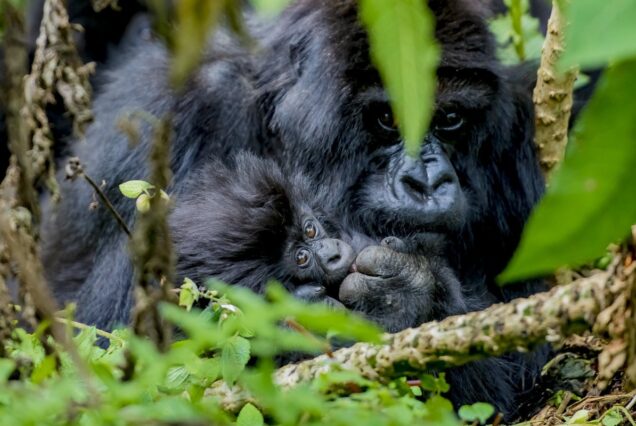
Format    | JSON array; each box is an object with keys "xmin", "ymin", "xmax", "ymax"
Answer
[
  {"xmin": 293, "ymin": 284, "xmax": 345, "ymax": 309},
  {"xmin": 339, "ymin": 237, "xmax": 467, "ymax": 332}
]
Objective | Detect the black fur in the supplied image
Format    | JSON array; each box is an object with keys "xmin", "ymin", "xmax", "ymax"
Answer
[
  {"xmin": 37, "ymin": 0, "xmax": 555, "ymax": 418},
  {"xmin": 172, "ymin": 152, "xmax": 353, "ymax": 303}
]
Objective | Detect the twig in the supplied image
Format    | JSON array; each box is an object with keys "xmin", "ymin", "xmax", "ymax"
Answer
[
  {"xmin": 54, "ymin": 317, "xmax": 126, "ymax": 345},
  {"xmin": 533, "ymin": 0, "xmax": 578, "ymax": 179},
  {"xmin": 65, "ymin": 157, "xmax": 131, "ymax": 237}
]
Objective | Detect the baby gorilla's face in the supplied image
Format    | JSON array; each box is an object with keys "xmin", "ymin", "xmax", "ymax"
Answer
[{"xmin": 288, "ymin": 216, "xmax": 355, "ymax": 289}]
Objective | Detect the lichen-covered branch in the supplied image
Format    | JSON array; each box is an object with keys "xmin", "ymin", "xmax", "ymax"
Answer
[
  {"xmin": 207, "ymin": 256, "xmax": 634, "ymax": 412},
  {"xmin": 533, "ymin": 0, "xmax": 578, "ymax": 179},
  {"xmin": 130, "ymin": 117, "xmax": 176, "ymax": 351},
  {"xmin": 22, "ymin": 0, "xmax": 94, "ymax": 200}
]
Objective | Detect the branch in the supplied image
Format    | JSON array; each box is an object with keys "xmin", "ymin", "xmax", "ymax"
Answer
[
  {"xmin": 130, "ymin": 117, "xmax": 176, "ymax": 351},
  {"xmin": 533, "ymin": 0, "xmax": 578, "ymax": 179},
  {"xmin": 206, "ymin": 255, "xmax": 634, "ymax": 412}
]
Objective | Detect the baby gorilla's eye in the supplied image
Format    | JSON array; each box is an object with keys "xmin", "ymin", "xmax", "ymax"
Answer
[
  {"xmin": 304, "ymin": 221, "xmax": 317, "ymax": 239},
  {"xmin": 295, "ymin": 249, "xmax": 311, "ymax": 267}
]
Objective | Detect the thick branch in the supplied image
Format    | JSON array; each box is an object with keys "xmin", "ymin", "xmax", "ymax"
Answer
[
  {"xmin": 207, "ymin": 257, "xmax": 634, "ymax": 412},
  {"xmin": 533, "ymin": 0, "xmax": 578, "ymax": 179}
]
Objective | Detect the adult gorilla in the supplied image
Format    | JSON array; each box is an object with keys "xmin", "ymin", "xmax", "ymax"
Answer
[{"xmin": 41, "ymin": 0, "xmax": 545, "ymax": 417}]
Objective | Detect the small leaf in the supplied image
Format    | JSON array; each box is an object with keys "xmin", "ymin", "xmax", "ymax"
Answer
[
  {"xmin": 221, "ymin": 336, "xmax": 251, "ymax": 385},
  {"xmin": 602, "ymin": 409, "xmax": 623, "ymax": 426},
  {"xmin": 179, "ymin": 278, "xmax": 200, "ymax": 311},
  {"xmin": 31, "ymin": 354, "xmax": 57, "ymax": 384},
  {"xmin": 567, "ymin": 409, "xmax": 590, "ymax": 424},
  {"xmin": 249, "ymin": 0, "xmax": 290, "ymax": 17},
  {"xmin": 458, "ymin": 402, "xmax": 495, "ymax": 424},
  {"xmin": 500, "ymin": 60, "xmax": 636, "ymax": 282},
  {"xmin": 0, "ymin": 359, "xmax": 15, "ymax": 383},
  {"xmin": 136, "ymin": 193, "xmax": 151, "ymax": 213},
  {"xmin": 359, "ymin": 0, "xmax": 439, "ymax": 156},
  {"xmin": 237, "ymin": 403, "xmax": 264, "ymax": 426},
  {"xmin": 119, "ymin": 180, "xmax": 154, "ymax": 199}
]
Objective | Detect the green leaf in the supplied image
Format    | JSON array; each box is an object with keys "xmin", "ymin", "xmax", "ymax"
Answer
[
  {"xmin": 119, "ymin": 180, "xmax": 153, "ymax": 199},
  {"xmin": 458, "ymin": 402, "xmax": 495, "ymax": 424},
  {"xmin": 0, "ymin": 359, "xmax": 15, "ymax": 383},
  {"xmin": 500, "ymin": 60, "xmax": 636, "ymax": 282},
  {"xmin": 136, "ymin": 193, "xmax": 151, "ymax": 213},
  {"xmin": 237, "ymin": 403, "xmax": 264, "ymax": 426},
  {"xmin": 179, "ymin": 278, "xmax": 200, "ymax": 311},
  {"xmin": 359, "ymin": 0, "xmax": 439, "ymax": 156},
  {"xmin": 221, "ymin": 336, "xmax": 251, "ymax": 385},
  {"xmin": 561, "ymin": 0, "xmax": 636, "ymax": 69},
  {"xmin": 602, "ymin": 408, "xmax": 623, "ymax": 426},
  {"xmin": 171, "ymin": 0, "xmax": 226, "ymax": 86},
  {"xmin": 31, "ymin": 354, "xmax": 57, "ymax": 384},
  {"xmin": 249, "ymin": 0, "xmax": 290, "ymax": 17}
]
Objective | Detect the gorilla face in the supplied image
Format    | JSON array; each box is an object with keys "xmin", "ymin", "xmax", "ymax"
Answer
[{"xmin": 257, "ymin": 1, "xmax": 542, "ymax": 262}]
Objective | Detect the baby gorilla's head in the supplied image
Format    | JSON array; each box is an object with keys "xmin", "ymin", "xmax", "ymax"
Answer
[
  {"xmin": 172, "ymin": 152, "xmax": 355, "ymax": 295},
  {"xmin": 282, "ymin": 213, "xmax": 355, "ymax": 288}
]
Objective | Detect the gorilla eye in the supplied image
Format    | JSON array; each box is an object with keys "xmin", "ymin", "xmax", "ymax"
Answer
[
  {"xmin": 304, "ymin": 221, "xmax": 317, "ymax": 239},
  {"xmin": 377, "ymin": 106, "xmax": 397, "ymax": 132},
  {"xmin": 434, "ymin": 110, "xmax": 464, "ymax": 134},
  {"xmin": 295, "ymin": 249, "xmax": 311, "ymax": 267}
]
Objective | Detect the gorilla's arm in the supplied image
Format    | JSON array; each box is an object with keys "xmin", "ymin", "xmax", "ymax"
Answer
[
  {"xmin": 339, "ymin": 242, "xmax": 469, "ymax": 333},
  {"xmin": 41, "ymin": 30, "xmax": 262, "ymax": 328},
  {"xmin": 339, "ymin": 241, "xmax": 542, "ymax": 417}
]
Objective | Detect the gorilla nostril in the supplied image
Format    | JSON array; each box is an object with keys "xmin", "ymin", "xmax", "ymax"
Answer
[
  {"xmin": 401, "ymin": 175, "xmax": 427, "ymax": 199},
  {"xmin": 432, "ymin": 174, "xmax": 454, "ymax": 191},
  {"xmin": 327, "ymin": 253, "xmax": 342, "ymax": 265}
]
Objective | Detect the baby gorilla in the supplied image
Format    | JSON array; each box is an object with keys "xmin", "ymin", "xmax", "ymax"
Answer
[{"xmin": 171, "ymin": 153, "xmax": 354, "ymax": 304}]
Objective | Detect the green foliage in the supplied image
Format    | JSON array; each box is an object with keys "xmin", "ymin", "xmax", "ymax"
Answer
[
  {"xmin": 489, "ymin": 0, "xmax": 544, "ymax": 65},
  {"xmin": 359, "ymin": 0, "xmax": 439, "ymax": 156},
  {"xmin": 0, "ymin": 281, "xmax": 480, "ymax": 425},
  {"xmin": 457, "ymin": 402, "xmax": 494, "ymax": 425},
  {"xmin": 501, "ymin": 59, "xmax": 636, "ymax": 282},
  {"xmin": 561, "ymin": 0, "xmax": 636, "ymax": 69},
  {"xmin": 119, "ymin": 179, "xmax": 169, "ymax": 213},
  {"xmin": 237, "ymin": 403, "xmax": 264, "ymax": 426}
]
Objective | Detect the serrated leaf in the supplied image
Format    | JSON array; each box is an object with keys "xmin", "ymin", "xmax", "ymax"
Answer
[
  {"xmin": 360, "ymin": 0, "xmax": 439, "ymax": 156},
  {"xmin": 500, "ymin": 60, "xmax": 636, "ymax": 282},
  {"xmin": 561, "ymin": 0, "xmax": 636, "ymax": 69},
  {"xmin": 119, "ymin": 180, "xmax": 153, "ymax": 199},
  {"xmin": 237, "ymin": 403, "xmax": 264, "ymax": 426},
  {"xmin": 458, "ymin": 402, "xmax": 495, "ymax": 424},
  {"xmin": 221, "ymin": 336, "xmax": 250, "ymax": 385}
]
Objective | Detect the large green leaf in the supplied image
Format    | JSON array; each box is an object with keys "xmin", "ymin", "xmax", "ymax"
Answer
[
  {"xmin": 221, "ymin": 335, "xmax": 251, "ymax": 385},
  {"xmin": 500, "ymin": 60, "xmax": 636, "ymax": 282},
  {"xmin": 561, "ymin": 0, "xmax": 636, "ymax": 69},
  {"xmin": 359, "ymin": 0, "xmax": 439, "ymax": 156}
]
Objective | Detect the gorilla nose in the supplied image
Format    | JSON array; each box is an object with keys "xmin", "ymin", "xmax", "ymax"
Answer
[
  {"xmin": 398, "ymin": 155, "xmax": 456, "ymax": 201},
  {"xmin": 316, "ymin": 239, "xmax": 356, "ymax": 283}
]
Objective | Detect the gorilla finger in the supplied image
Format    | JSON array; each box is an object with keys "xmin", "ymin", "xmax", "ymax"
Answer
[
  {"xmin": 339, "ymin": 272, "xmax": 383, "ymax": 305},
  {"xmin": 293, "ymin": 285, "xmax": 327, "ymax": 303},
  {"xmin": 381, "ymin": 236, "xmax": 408, "ymax": 252},
  {"xmin": 354, "ymin": 245, "xmax": 404, "ymax": 277},
  {"xmin": 323, "ymin": 296, "xmax": 346, "ymax": 310}
]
